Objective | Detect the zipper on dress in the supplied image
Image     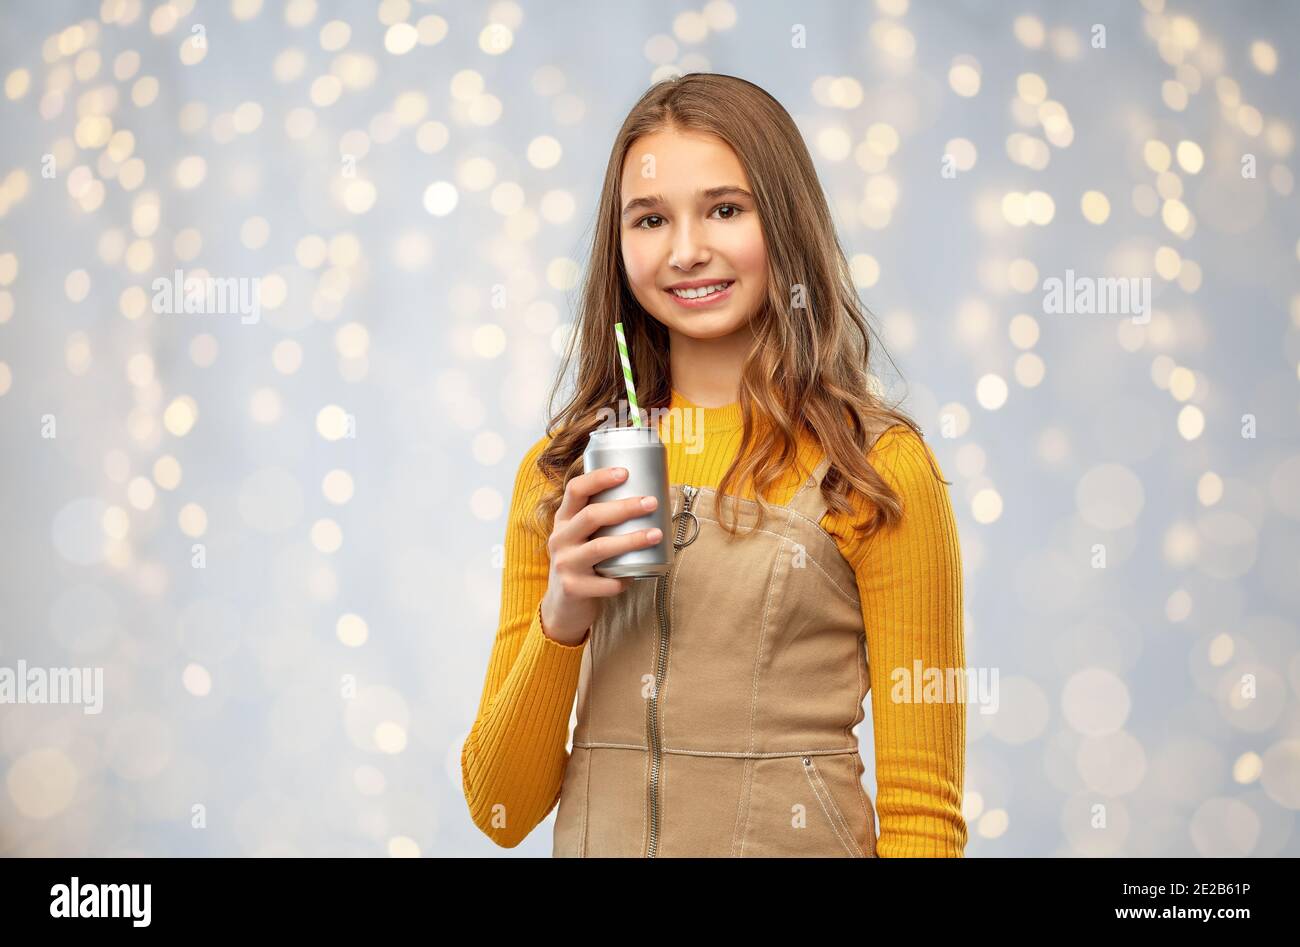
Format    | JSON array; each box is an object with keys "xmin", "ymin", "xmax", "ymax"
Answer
[{"xmin": 646, "ymin": 483, "xmax": 698, "ymax": 858}]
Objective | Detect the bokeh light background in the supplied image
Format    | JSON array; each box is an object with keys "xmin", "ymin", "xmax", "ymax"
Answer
[{"xmin": 1, "ymin": 0, "xmax": 1298, "ymax": 857}]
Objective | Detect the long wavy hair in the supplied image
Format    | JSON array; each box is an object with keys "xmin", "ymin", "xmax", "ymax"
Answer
[{"xmin": 527, "ymin": 72, "xmax": 945, "ymax": 542}]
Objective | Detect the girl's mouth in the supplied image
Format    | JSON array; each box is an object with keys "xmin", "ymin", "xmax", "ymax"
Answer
[{"xmin": 665, "ymin": 280, "xmax": 735, "ymax": 308}]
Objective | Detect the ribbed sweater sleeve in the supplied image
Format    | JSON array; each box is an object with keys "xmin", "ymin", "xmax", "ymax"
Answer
[
  {"xmin": 460, "ymin": 434, "xmax": 587, "ymax": 848},
  {"xmin": 835, "ymin": 425, "xmax": 969, "ymax": 857}
]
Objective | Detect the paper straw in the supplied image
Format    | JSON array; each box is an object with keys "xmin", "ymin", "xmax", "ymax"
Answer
[{"xmin": 613, "ymin": 321, "xmax": 642, "ymax": 427}]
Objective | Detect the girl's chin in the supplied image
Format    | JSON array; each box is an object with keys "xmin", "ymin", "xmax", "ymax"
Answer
[{"xmin": 662, "ymin": 311, "xmax": 752, "ymax": 339}]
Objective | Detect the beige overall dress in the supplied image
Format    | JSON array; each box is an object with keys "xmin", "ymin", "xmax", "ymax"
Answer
[{"xmin": 553, "ymin": 449, "xmax": 883, "ymax": 857}]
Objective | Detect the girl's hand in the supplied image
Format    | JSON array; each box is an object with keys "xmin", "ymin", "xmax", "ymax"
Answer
[{"xmin": 538, "ymin": 466, "xmax": 663, "ymax": 646}]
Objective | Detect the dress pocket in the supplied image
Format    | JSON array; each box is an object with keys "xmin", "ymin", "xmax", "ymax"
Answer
[{"xmin": 801, "ymin": 755, "xmax": 867, "ymax": 858}]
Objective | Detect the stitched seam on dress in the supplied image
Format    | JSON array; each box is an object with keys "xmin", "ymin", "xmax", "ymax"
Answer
[
  {"xmin": 806, "ymin": 758, "xmax": 864, "ymax": 857},
  {"xmin": 732, "ymin": 757, "xmax": 753, "ymax": 858},
  {"xmin": 691, "ymin": 517, "xmax": 859, "ymax": 605},
  {"xmin": 746, "ymin": 508, "xmax": 798, "ymax": 756},
  {"xmin": 582, "ymin": 634, "xmax": 593, "ymax": 857},
  {"xmin": 818, "ymin": 758, "xmax": 866, "ymax": 857},
  {"xmin": 580, "ymin": 745, "xmax": 590, "ymax": 857},
  {"xmin": 804, "ymin": 762, "xmax": 854, "ymax": 856},
  {"xmin": 853, "ymin": 755, "xmax": 874, "ymax": 855},
  {"xmin": 574, "ymin": 741, "xmax": 859, "ymax": 757},
  {"xmin": 695, "ymin": 488, "xmax": 840, "ymax": 543}
]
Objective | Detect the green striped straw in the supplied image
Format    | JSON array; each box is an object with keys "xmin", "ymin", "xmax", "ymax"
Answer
[{"xmin": 613, "ymin": 321, "xmax": 642, "ymax": 428}]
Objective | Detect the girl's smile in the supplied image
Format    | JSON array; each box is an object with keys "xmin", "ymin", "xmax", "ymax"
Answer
[{"xmin": 664, "ymin": 278, "xmax": 736, "ymax": 308}]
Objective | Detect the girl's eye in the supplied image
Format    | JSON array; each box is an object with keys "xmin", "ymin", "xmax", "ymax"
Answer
[{"xmin": 634, "ymin": 204, "xmax": 744, "ymax": 229}]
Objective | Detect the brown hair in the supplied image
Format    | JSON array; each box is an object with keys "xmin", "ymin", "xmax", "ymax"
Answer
[{"xmin": 527, "ymin": 72, "xmax": 946, "ymax": 541}]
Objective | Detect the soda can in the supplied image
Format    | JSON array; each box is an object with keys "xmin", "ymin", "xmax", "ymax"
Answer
[{"xmin": 582, "ymin": 425, "xmax": 673, "ymax": 578}]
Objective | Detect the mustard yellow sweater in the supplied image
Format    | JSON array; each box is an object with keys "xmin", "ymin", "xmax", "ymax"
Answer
[{"xmin": 462, "ymin": 389, "xmax": 968, "ymax": 856}]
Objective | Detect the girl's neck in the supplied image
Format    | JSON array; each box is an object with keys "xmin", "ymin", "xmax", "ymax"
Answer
[{"xmin": 666, "ymin": 321, "xmax": 757, "ymax": 409}]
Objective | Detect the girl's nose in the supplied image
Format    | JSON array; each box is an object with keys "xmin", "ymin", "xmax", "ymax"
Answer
[{"xmin": 669, "ymin": 220, "xmax": 709, "ymax": 270}]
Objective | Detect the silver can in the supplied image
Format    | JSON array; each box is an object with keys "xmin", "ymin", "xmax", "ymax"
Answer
[{"xmin": 582, "ymin": 425, "xmax": 673, "ymax": 578}]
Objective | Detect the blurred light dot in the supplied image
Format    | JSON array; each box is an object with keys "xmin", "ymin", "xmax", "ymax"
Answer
[
  {"xmin": 850, "ymin": 253, "xmax": 880, "ymax": 289},
  {"xmin": 1013, "ymin": 15, "xmax": 1045, "ymax": 48},
  {"xmin": 132, "ymin": 75, "xmax": 159, "ymax": 106},
  {"xmin": 126, "ymin": 475, "xmax": 156, "ymax": 511},
  {"xmin": 1165, "ymin": 588, "xmax": 1192, "ymax": 622},
  {"xmin": 479, "ymin": 23, "xmax": 513, "ymax": 55},
  {"xmin": 335, "ymin": 322, "xmax": 369, "ymax": 358},
  {"xmin": 182, "ymin": 663, "xmax": 212, "ymax": 696},
  {"xmin": 102, "ymin": 505, "xmax": 130, "ymax": 539},
  {"xmin": 241, "ymin": 216, "xmax": 270, "ymax": 249},
  {"xmin": 175, "ymin": 155, "xmax": 206, "ymax": 188},
  {"xmin": 316, "ymin": 404, "xmax": 351, "ymax": 440},
  {"xmin": 250, "ymin": 387, "xmax": 282, "ymax": 424},
  {"xmin": 977, "ymin": 809, "xmax": 1009, "ymax": 839},
  {"xmin": 948, "ymin": 55, "xmax": 981, "ymax": 97},
  {"xmin": 190, "ymin": 333, "xmax": 218, "ymax": 367},
  {"xmin": 472, "ymin": 431, "xmax": 506, "ymax": 465},
  {"xmin": 1081, "ymin": 190, "xmax": 1110, "ymax": 224},
  {"xmin": 337, "ymin": 612, "xmax": 368, "ymax": 647},
  {"xmin": 1208, "ymin": 634, "xmax": 1235, "ymax": 667},
  {"xmin": 547, "ymin": 257, "xmax": 580, "ymax": 291},
  {"xmin": 65, "ymin": 269, "xmax": 90, "ymax": 302},
  {"xmin": 323, "ymin": 469, "xmax": 354, "ymax": 504},
  {"xmin": 1250, "ymin": 40, "xmax": 1278, "ymax": 75},
  {"xmin": 944, "ymin": 137, "xmax": 976, "ymax": 172},
  {"xmin": 320, "ymin": 19, "xmax": 350, "ymax": 51},
  {"xmin": 273, "ymin": 339, "xmax": 303, "ymax": 374},
  {"xmin": 423, "ymin": 181, "xmax": 458, "ymax": 216},
  {"xmin": 971, "ymin": 488, "xmax": 1002, "ymax": 524},
  {"xmin": 1176, "ymin": 140, "xmax": 1204, "ymax": 174},
  {"xmin": 1178, "ymin": 404, "xmax": 1205, "ymax": 440},
  {"xmin": 1063, "ymin": 668, "xmax": 1130, "ymax": 735},
  {"xmin": 976, "ymin": 373, "xmax": 1008, "ymax": 409},
  {"xmin": 178, "ymin": 502, "xmax": 207, "ymax": 537},
  {"xmin": 472, "ymin": 324, "xmax": 507, "ymax": 358},
  {"xmin": 1014, "ymin": 352, "xmax": 1045, "ymax": 387},
  {"xmin": 153, "ymin": 454, "xmax": 182, "ymax": 490},
  {"xmin": 375, "ymin": 721, "xmax": 407, "ymax": 754},
  {"xmin": 385, "ymin": 23, "xmax": 418, "ymax": 55},
  {"xmin": 1233, "ymin": 752, "xmax": 1263, "ymax": 784},
  {"xmin": 311, "ymin": 74, "xmax": 343, "ymax": 108},
  {"xmin": 311, "ymin": 518, "xmax": 342, "ymax": 553},
  {"xmin": 388, "ymin": 836, "xmax": 420, "ymax": 857},
  {"xmin": 1009, "ymin": 313, "xmax": 1039, "ymax": 348},
  {"xmin": 527, "ymin": 135, "xmax": 562, "ymax": 170},
  {"xmin": 1144, "ymin": 140, "xmax": 1172, "ymax": 172},
  {"xmin": 1197, "ymin": 471, "xmax": 1223, "ymax": 506},
  {"xmin": 6, "ymin": 748, "xmax": 78, "ymax": 819},
  {"xmin": 1168, "ymin": 366, "xmax": 1196, "ymax": 401},
  {"xmin": 417, "ymin": 15, "xmax": 448, "ymax": 46},
  {"xmin": 470, "ymin": 487, "xmax": 504, "ymax": 520},
  {"xmin": 164, "ymin": 395, "xmax": 198, "ymax": 436},
  {"xmin": 1016, "ymin": 72, "xmax": 1047, "ymax": 104},
  {"xmin": 285, "ymin": 0, "xmax": 317, "ymax": 28}
]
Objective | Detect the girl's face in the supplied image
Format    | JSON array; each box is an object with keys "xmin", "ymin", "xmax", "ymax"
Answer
[{"xmin": 619, "ymin": 128, "xmax": 768, "ymax": 342}]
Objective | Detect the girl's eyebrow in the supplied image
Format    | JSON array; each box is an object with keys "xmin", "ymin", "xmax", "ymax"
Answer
[{"xmin": 621, "ymin": 185, "xmax": 753, "ymax": 219}]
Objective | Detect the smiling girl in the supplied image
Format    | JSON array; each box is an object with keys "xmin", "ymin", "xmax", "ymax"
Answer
[{"xmin": 462, "ymin": 73, "xmax": 968, "ymax": 857}]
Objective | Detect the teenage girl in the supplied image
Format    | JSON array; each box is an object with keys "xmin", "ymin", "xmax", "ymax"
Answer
[{"xmin": 462, "ymin": 73, "xmax": 967, "ymax": 857}]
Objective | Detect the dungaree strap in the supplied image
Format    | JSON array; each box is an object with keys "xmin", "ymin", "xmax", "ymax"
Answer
[{"xmin": 784, "ymin": 453, "xmax": 833, "ymax": 521}]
